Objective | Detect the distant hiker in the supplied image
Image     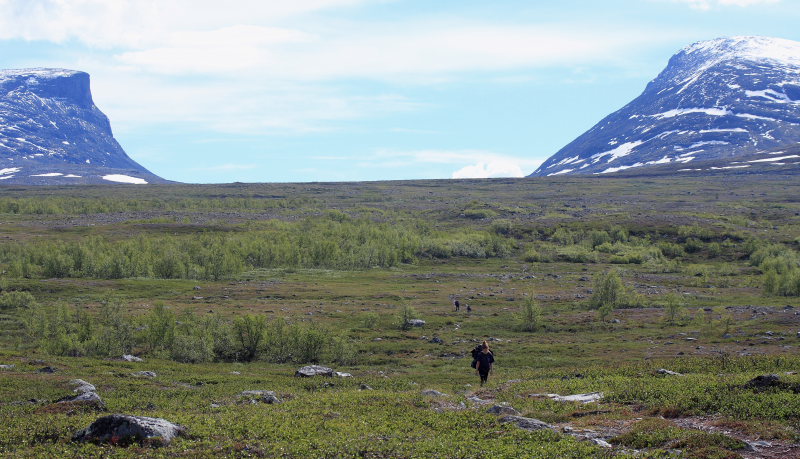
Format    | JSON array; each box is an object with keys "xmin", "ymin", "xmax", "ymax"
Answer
[
  {"xmin": 466, "ymin": 304, "xmax": 472, "ymax": 314},
  {"xmin": 454, "ymin": 300, "xmax": 460, "ymax": 312},
  {"xmin": 474, "ymin": 341, "xmax": 494, "ymax": 386}
]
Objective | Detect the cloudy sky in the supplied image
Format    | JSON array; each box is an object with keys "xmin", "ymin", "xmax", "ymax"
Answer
[{"xmin": 0, "ymin": 0, "xmax": 797, "ymax": 182}]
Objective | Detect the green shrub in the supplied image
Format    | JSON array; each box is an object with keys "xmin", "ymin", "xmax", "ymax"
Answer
[
  {"xmin": 518, "ymin": 295, "xmax": 543, "ymax": 332},
  {"xmin": 523, "ymin": 247, "xmax": 551, "ymax": 263},
  {"xmin": 590, "ymin": 269, "xmax": 640, "ymax": 309},
  {"xmin": 556, "ymin": 246, "xmax": 597, "ymax": 263},
  {"xmin": 397, "ymin": 305, "xmax": 419, "ymax": 331},
  {"xmin": 0, "ymin": 290, "xmax": 36, "ymax": 310}
]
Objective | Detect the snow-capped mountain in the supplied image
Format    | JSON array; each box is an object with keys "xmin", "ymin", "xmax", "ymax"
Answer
[
  {"xmin": 530, "ymin": 36, "xmax": 800, "ymax": 177},
  {"xmin": 0, "ymin": 68, "xmax": 166, "ymax": 185}
]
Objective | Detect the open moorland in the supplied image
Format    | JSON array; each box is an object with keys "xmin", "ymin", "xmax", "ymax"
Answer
[{"xmin": 1, "ymin": 173, "xmax": 800, "ymax": 458}]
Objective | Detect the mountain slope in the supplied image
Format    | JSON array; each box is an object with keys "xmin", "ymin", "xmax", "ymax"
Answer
[
  {"xmin": 530, "ymin": 36, "xmax": 800, "ymax": 177},
  {"xmin": 0, "ymin": 68, "xmax": 167, "ymax": 185}
]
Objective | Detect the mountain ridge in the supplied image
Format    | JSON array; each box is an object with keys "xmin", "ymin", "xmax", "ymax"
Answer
[
  {"xmin": 530, "ymin": 36, "xmax": 800, "ymax": 177},
  {"xmin": 0, "ymin": 68, "xmax": 167, "ymax": 185}
]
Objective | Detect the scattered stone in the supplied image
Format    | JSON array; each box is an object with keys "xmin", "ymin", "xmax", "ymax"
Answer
[
  {"xmin": 373, "ymin": 337, "xmax": 383, "ymax": 341},
  {"xmin": 56, "ymin": 391, "xmax": 106, "ymax": 410},
  {"xmin": 230, "ymin": 371, "xmax": 241, "ymax": 375},
  {"xmin": 334, "ymin": 372, "xmax": 353, "ymax": 378},
  {"xmin": 486, "ymin": 404, "xmax": 520, "ymax": 416},
  {"xmin": 406, "ymin": 319, "xmax": 426, "ymax": 327},
  {"xmin": 210, "ymin": 403, "xmax": 221, "ymax": 408},
  {"xmin": 765, "ymin": 331, "xmax": 775, "ymax": 336},
  {"xmin": 611, "ymin": 319, "xmax": 621, "ymax": 324},
  {"xmin": 193, "ymin": 286, "xmax": 201, "ymax": 290},
  {"xmin": 359, "ymin": 383, "xmax": 373, "ymax": 391},
  {"xmin": 421, "ymin": 389, "xmax": 448, "ymax": 397},
  {"xmin": 467, "ymin": 395, "xmax": 491, "ymax": 405},
  {"xmin": 487, "ymin": 337, "xmax": 502, "ymax": 342},
  {"xmin": 192, "ymin": 296, "xmax": 204, "ymax": 300},
  {"xmin": 73, "ymin": 414, "xmax": 187, "ymax": 446},
  {"xmin": 70, "ymin": 379, "xmax": 97, "ymax": 394},
  {"xmin": 742, "ymin": 374, "xmax": 783, "ymax": 391},
  {"xmin": 295, "ymin": 365, "xmax": 334, "ymax": 377},
  {"xmin": 0, "ymin": 364, "xmax": 15, "ymax": 370},
  {"xmin": 589, "ymin": 438, "xmax": 613, "ymax": 448},
  {"xmin": 431, "ymin": 337, "xmax": 444, "ymax": 344},
  {"xmin": 531, "ymin": 392, "xmax": 603, "ymax": 403},
  {"xmin": 657, "ymin": 369, "xmax": 682, "ymax": 376},
  {"xmin": 131, "ymin": 371, "xmax": 157, "ymax": 378},
  {"xmin": 685, "ymin": 337, "xmax": 697, "ymax": 341},
  {"xmin": 499, "ymin": 415, "xmax": 552, "ymax": 431},
  {"xmin": 38, "ymin": 366, "xmax": 57, "ymax": 373},
  {"xmin": 122, "ymin": 354, "xmax": 143, "ymax": 362},
  {"xmin": 238, "ymin": 390, "xmax": 282, "ymax": 404}
]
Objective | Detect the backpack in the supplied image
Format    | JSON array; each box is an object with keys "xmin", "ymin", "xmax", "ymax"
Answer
[{"xmin": 470, "ymin": 345, "xmax": 481, "ymax": 368}]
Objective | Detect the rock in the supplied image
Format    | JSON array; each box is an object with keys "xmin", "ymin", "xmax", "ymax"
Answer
[
  {"xmin": 539, "ymin": 392, "xmax": 604, "ymax": 404},
  {"xmin": 73, "ymin": 414, "xmax": 186, "ymax": 446},
  {"xmin": 421, "ymin": 389, "xmax": 448, "ymax": 397},
  {"xmin": 486, "ymin": 404, "xmax": 520, "ymax": 416},
  {"xmin": 334, "ymin": 372, "xmax": 353, "ymax": 378},
  {"xmin": 431, "ymin": 337, "xmax": 444, "ymax": 344},
  {"xmin": 657, "ymin": 368, "xmax": 683, "ymax": 376},
  {"xmin": 295, "ymin": 365, "xmax": 334, "ymax": 377},
  {"xmin": 467, "ymin": 395, "xmax": 491, "ymax": 405},
  {"xmin": 359, "ymin": 383, "xmax": 373, "ymax": 391},
  {"xmin": 685, "ymin": 337, "xmax": 697, "ymax": 341},
  {"xmin": 765, "ymin": 331, "xmax": 775, "ymax": 336},
  {"xmin": 406, "ymin": 319, "xmax": 426, "ymax": 327},
  {"xmin": 70, "ymin": 379, "xmax": 97, "ymax": 394},
  {"xmin": 230, "ymin": 371, "xmax": 241, "ymax": 375},
  {"xmin": 193, "ymin": 286, "xmax": 201, "ymax": 290},
  {"xmin": 131, "ymin": 371, "xmax": 157, "ymax": 378},
  {"xmin": 499, "ymin": 415, "xmax": 552, "ymax": 431},
  {"xmin": 590, "ymin": 438, "xmax": 613, "ymax": 448},
  {"xmin": 0, "ymin": 364, "xmax": 14, "ymax": 370},
  {"xmin": 56, "ymin": 391, "xmax": 106, "ymax": 410},
  {"xmin": 487, "ymin": 337, "xmax": 502, "ymax": 342},
  {"xmin": 611, "ymin": 319, "xmax": 621, "ymax": 324},
  {"xmin": 742, "ymin": 374, "xmax": 782, "ymax": 390},
  {"xmin": 37, "ymin": 366, "xmax": 57, "ymax": 373},
  {"xmin": 238, "ymin": 390, "xmax": 281, "ymax": 404},
  {"xmin": 122, "ymin": 354, "xmax": 143, "ymax": 362}
]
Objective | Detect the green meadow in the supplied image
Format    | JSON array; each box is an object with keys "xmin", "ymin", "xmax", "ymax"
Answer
[{"xmin": 1, "ymin": 174, "xmax": 799, "ymax": 458}]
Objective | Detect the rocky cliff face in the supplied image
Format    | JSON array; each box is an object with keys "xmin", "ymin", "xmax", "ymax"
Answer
[
  {"xmin": 531, "ymin": 36, "xmax": 800, "ymax": 177},
  {"xmin": 0, "ymin": 68, "xmax": 166, "ymax": 184}
]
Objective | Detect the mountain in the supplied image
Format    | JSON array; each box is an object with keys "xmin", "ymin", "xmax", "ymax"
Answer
[
  {"xmin": 0, "ymin": 68, "xmax": 166, "ymax": 185},
  {"xmin": 530, "ymin": 36, "xmax": 800, "ymax": 177}
]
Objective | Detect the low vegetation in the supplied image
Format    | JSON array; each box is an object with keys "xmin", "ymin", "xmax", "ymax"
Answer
[{"xmin": 1, "ymin": 174, "xmax": 799, "ymax": 457}]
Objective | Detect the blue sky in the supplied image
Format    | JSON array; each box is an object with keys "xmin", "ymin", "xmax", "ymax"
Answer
[{"xmin": 1, "ymin": 0, "xmax": 798, "ymax": 183}]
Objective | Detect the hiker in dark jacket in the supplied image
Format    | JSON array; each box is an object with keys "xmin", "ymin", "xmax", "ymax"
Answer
[{"xmin": 474, "ymin": 340, "xmax": 494, "ymax": 386}]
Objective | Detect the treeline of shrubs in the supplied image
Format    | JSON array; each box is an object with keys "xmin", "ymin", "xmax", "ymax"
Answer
[
  {"xmin": 0, "ymin": 216, "xmax": 514, "ymax": 280},
  {"xmin": 21, "ymin": 301, "xmax": 357, "ymax": 365},
  {"xmin": 751, "ymin": 244, "xmax": 800, "ymax": 296},
  {"xmin": 508, "ymin": 222, "xmax": 747, "ymax": 270},
  {"xmin": 0, "ymin": 196, "xmax": 318, "ymax": 215}
]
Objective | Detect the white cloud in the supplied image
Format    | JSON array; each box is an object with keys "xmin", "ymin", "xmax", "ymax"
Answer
[
  {"xmin": 371, "ymin": 149, "xmax": 543, "ymax": 178},
  {"xmin": 668, "ymin": 0, "xmax": 780, "ymax": 10},
  {"xmin": 0, "ymin": 0, "xmax": 680, "ymax": 137}
]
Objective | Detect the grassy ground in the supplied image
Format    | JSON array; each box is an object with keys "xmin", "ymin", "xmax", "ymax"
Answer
[{"xmin": 1, "ymin": 174, "xmax": 800, "ymax": 458}]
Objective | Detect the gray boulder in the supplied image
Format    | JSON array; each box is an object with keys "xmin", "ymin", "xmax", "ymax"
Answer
[
  {"xmin": 122, "ymin": 354, "xmax": 143, "ymax": 362},
  {"xmin": 499, "ymin": 415, "xmax": 553, "ymax": 431},
  {"xmin": 295, "ymin": 365, "xmax": 334, "ymax": 377},
  {"xmin": 335, "ymin": 372, "xmax": 353, "ymax": 378},
  {"xmin": 238, "ymin": 390, "xmax": 282, "ymax": 404},
  {"xmin": 421, "ymin": 389, "xmax": 448, "ymax": 397},
  {"xmin": 406, "ymin": 319, "xmax": 426, "ymax": 327},
  {"xmin": 69, "ymin": 379, "xmax": 97, "ymax": 394},
  {"xmin": 131, "ymin": 371, "xmax": 157, "ymax": 378},
  {"xmin": 359, "ymin": 383, "xmax": 374, "ymax": 391},
  {"xmin": 657, "ymin": 368, "xmax": 682, "ymax": 376},
  {"xmin": 486, "ymin": 404, "xmax": 520, "ymax": 416},
  {"xmin": 73, "ymin": 414, "xmax": 186, "ymax": 446},
  {"xmin": 57, "ymin": 391, "xmax": 106, "ymax": 410},
  {"xmin": 0, "ymin": 364, "xmax": 14, "ymax": 370}
]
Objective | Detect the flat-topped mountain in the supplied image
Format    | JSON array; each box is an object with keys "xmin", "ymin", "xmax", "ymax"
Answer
[
  {"xmin": 0, "ymin": 68, "xmax": 166, "ymax": 185},
  {"xmin": 531, "ymin": 36, "xmax": 800, "ymax": 177}
]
